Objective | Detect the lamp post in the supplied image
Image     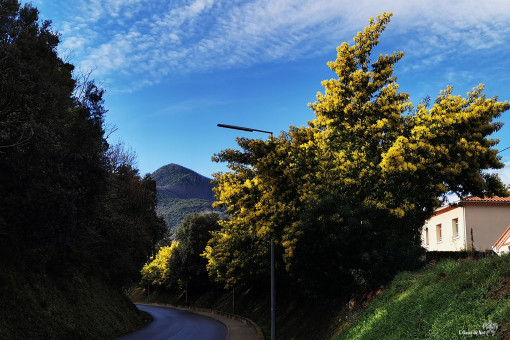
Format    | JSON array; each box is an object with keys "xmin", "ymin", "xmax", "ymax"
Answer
[
  {"xmin": 217, "ymin": 123, "xmax": 273, "ymax": 136},
  {"xmin": 217, "ymin": 123, "xmax": 276, "ymax": 340}
]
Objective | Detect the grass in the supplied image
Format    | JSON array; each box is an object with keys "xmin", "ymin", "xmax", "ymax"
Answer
[
  {"xmin": 337, "ymin": 255, "xmax": 510, "ymax": 340},
  {"xmin": 0, "ymin": 266, "xmax": 151, "ymax": 340}
]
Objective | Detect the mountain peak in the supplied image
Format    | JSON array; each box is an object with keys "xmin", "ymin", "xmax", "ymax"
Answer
[
  {"xmin": 161, "ymin": 163, "xmax": 192, "ymax": 172},
  {"xmin": 151, "ymin": 163, "xmax": 210, "ymax": 186}
]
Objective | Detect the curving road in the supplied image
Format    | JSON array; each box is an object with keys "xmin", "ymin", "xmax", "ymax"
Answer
[{"xmin": 117, "ymin": 304, "xmax": 228, "ymax": 340}]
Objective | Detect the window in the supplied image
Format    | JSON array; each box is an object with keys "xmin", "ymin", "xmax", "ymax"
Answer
[
  {"xmin": 425, "ymin": 228, "xmax": 429, "ymax": 246},
  {"xmin": 452, "ymin": 218, "xmax": 459, "ymax": 238},
  {"xmin": 436, "ymin": 224, "xmax": 442, "ymax": 243}
]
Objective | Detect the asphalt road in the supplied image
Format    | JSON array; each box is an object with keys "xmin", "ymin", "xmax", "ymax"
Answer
[{"xmin": 117, "ymin": 304, "xmax": 228, "ymax": 340}]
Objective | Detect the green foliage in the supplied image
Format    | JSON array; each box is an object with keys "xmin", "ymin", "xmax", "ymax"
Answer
[
  {"xmin": 140, "ymin": 213, "xmax": 219, "ymax": 291},
  {"xmin": 140, "ymin": 242, "xmax": 179, "ymax": 286},
  {"xmin": 0, "ymin": 0, "xmax": 108, "ymax": 264},
  {"xmin": 171, "ymin": 213, "xmax": 219, "ymax": 290},
  {"xmin": 337, "ymin": 256, "xmax": 510, "ymax": 340},
  {"xmin": 205, "ymin": 13, "xmax": 509, "ymax": 295},
  {"xmin": 0, "ymin": 2, "xmax": 165, "ymax": 337},
  {"xmin": 0, "ymin": 0, "xmax": 166, "ymax": 288},
  {"xmin": 89, "ymin": 165, "xmax": 167, "ymax": 289},
  {"xmin": 156, "ymin": 194, "xmax": 218, "ymax": 230}
]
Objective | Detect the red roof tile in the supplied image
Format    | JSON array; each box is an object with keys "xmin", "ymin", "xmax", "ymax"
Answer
[
  {"xmin": 430, "ymin": 196, "xmax": 510, "ymax": 217},
  {"xmin": 463, "ymin": 196, "xmax": 510, "ymax": 202},
  {"xmin": 461, "ymin": 196, "xmax": 510, "ymax": 206}
]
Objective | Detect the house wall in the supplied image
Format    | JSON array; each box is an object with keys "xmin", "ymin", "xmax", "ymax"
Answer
[
  {"xmin": 464, "ymin": 206, "xmax": 510, "ymax": 251},
  {"xmin": 421, "ymin": 206, "xmax": 466, "ymax": 251}
]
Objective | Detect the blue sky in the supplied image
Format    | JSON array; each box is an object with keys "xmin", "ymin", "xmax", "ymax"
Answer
[{"xmin": 29, "ymin": 0, "xmax": 510, "ymax": 184}]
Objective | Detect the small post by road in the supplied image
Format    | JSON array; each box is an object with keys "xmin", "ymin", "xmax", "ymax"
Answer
[{"xmin": 232, "ymin": 286, "xmax": 235, "ymax": 315}]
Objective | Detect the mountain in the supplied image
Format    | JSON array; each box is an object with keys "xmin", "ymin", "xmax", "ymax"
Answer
[
  {"xmin": 152, "ymin": 163, "xmax": 215, "ymax": 201},
  {"xmin": 152, "ymin": 164, "xmax": 221, "ymax": 230}
]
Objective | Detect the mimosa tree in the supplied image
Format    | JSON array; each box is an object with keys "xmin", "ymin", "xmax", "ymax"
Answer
[{"xmin": 204, "ymin": 13, "xmax": 509, "ymax": 295}]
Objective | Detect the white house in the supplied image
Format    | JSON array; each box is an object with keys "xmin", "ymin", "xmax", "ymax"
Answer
[{"xmin": 421, "ymin": 196, "xmax": 510, "ymax": 252}]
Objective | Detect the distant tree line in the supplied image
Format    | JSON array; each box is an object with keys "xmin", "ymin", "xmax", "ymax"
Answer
[
  {"xmin": 141, "ymin": 213, "xmax": 219, "ymax": 295},
  {"xmin": 0, "ymin": 0, "xmax": 166, "ymax": 289}
]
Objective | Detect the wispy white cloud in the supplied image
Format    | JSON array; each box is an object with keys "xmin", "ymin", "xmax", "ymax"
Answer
[
  {"xmin": 500, "ymin": 160, "xmax": 510, "ymax": 184},
  {"xmin": 43, "ymin": 0, "xmax": 510, "ymax": 91}
]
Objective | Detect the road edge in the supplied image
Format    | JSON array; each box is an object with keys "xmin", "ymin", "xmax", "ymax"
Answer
[{"xmin": 136, "ymin": 302, "xmax": 264, "ymax": 340}]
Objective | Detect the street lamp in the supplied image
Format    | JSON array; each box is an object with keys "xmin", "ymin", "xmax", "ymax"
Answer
[
  {"xmin": 217, "ymin": 124, "xmax": 273, "ymax": 136},
  {"xmin": 217, "ymin": 123, "xmax": 276, "ymax": 340}
]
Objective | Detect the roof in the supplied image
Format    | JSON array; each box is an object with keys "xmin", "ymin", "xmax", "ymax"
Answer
[
  {"xmin": 431, "ymin": 196, "xmax": 510, "ymax": 217},
  {"xmin": 493, "ymin": 225, "xmax": 510, "ymax": 253},
  {"xmin": 431, "ymin": 205, "xmax": 460, "ymax": 217},
  {"xmin": 460, "ymin": 196, "xmax": 510, "ymax": 206}
]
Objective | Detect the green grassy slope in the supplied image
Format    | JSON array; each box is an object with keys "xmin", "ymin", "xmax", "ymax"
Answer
[
  {"xmin": 337, "ymin": 255, "xmax": 510, "ymax": 340},
  {"xmin": 0, "ymin": 267, "xmax": 151, "ymax": 340}
]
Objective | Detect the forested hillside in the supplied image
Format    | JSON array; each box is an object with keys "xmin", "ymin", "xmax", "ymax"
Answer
[
  {"xmin": 152, "ymin": 163, "xmax": 215, "ymax": 200},
  {"xmin": 152, "ymin": 163, "xmax": 223, "ymax": 230},
  {"xmin": 0, "ymin": 1, "xmax": 165, "ymax": 338}
]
